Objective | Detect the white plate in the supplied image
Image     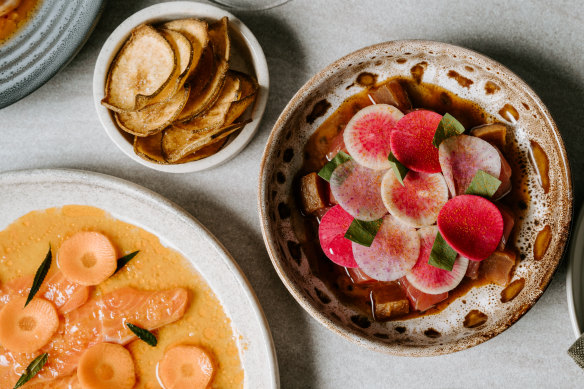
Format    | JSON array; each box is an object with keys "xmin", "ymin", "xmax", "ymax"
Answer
[
  {"xmin": 0, "ymin": 169, "xmax": 279, "ymax": 388},
  {"xmin": 92, "ymin": 1, "xmax": 269, "ymax": 173},
  {"xmin": 567, "ymin": 205, "xmax": 583, "ymax": 338}
]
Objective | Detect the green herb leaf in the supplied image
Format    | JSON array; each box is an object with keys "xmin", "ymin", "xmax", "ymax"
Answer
[
  {"xmin": 344, "ymin": 218, "xmax": 383, "ymax": 247},
  {"xmin": 126, "ymin": 323, "xmax": 157, "ymax": 346},
  {"xmin": 317, "ymin": 151, "xmax": 352, "ymax": 182},
  {"xmin": 388, "ymin": 152, "xmax": 408, "ymax": 186},
  {"xmin": 432, "ymin": 113, "xmax": 466, "ymax": 147},
  {"xmin": 428, "ymin": 232, "xmax": 457, "ymax": 271},
  {"xmin": 14, "ymin": 353, "xmax": 48, "ymax": 389},
  {"xmin": 25, "ymin": 247, "xmax": 52, "ymax": 307},
  {"xmin": 465, "ymin": 170, "xmax": 501, "ymax": 198},
  {"xmin": 115, "ymin": 251, "xmax": 139, "ymax": 274}
]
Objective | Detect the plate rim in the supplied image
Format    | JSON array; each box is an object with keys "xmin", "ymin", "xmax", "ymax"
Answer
[
  {"xmin": 258, "ymin": 39, "xmax": 573, "ymax": 356},
  {"xmin": 92, "ymin": 1, "xmax": 270, "ymax": 173},
  {"xmin": 567, "ymin": 204, "xmax": 584, "ymax": 338},
  {"xmin": 0, "ymin": 168, "xmax": 280, "ymax": 388},
  {"xmin": 0, "ymin": 0, "xmax": 105, "ymax": 109}
]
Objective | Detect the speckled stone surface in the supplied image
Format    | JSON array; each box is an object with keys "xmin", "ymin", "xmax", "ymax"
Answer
[{"xmin": 0, "ymin": 0, "xmax": 583, "ymax": 387}]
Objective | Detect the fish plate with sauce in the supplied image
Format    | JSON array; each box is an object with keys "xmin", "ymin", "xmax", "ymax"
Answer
[
  {"xmin": 258, "ymin": 40, "xmax": 572, "ymax": 356},
  {"xmin": 0, "ymin": 169, "xmax": 278, "ymax": 388}
]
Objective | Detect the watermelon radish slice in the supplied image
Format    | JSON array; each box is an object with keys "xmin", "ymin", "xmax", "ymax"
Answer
[
  {"xmin": 437, "ymin": 195, "xmax": 504, "ymax": 261},
  {"xmin": 390, "ymin": 110, "xmax": 443, "ymax": 173},
  {"xmin": 381, "ymin": 170, "xmax": 448, "ymax": 227},
  {"xmin": 329, "ymin": 159, "xmax": 387, "ymax": 221},
  {"xmin": 405, "ymin": 226, "xmax": 469, "ymax": 294},
  {"xmin": 318, "ymin": 205, "xmax": 358, "ymax": 268},
  {"xmin": 352, "ymin": 215, "xmax": 420, "ymax": 281},
  {"xmin": 438, "ymin": 134, "xmax": 501, "ymax": 196},
  {"xmin": 343, "ymin": 104, "xmax": 404, "ymax": 170}
]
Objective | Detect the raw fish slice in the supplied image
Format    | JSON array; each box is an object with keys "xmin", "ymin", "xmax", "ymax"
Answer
[
  {"xmin": 465, "ymin": 260, "xmax": 480, "ymax": 280},
  {"xmin": 399, "ymin": 277, "xmax": 448, "ymax": 312},
  {"xmin": 329, "ymin": 159, "xmax": 387, "ymax": 221},
  {"xmin": 352, "ymin": 215, "xmax": 420, "ymax": 281},
  {"xmin": 390, "ymin": 110, "xmax": 442, "ymax": 173},
  {"xmin": 480, "ymin": 250, "xmax": 517, "ymax": 286},
  {"xmin": 0, "ymin": 271, "xmax": 89, "ymax": 315},
  {"xmin": 438, "ymin": 134, "xmax": 501, "ymax": 196},
  {"xmin": 325, "ymin": 128, "xmax": 347, "ymax": 161},
  {"xmin": 343, "ymin": 104, "xmax": 404, "ymax": 170},
  {"xmin": 437, "ymin": 195, "xmax": 504, "ymax": 261},
  {"xmin": 405, "ymin": 226, "xmax": 469, "ymax": 294},
  {"xmin": 318, "ymin": 205, "xmax": 358, "ymax": 268},
  {"xmin": 346, "ymin": 268, "xmax": 375, "ymax": 284},
  {"xmin": 381, "ymin": 170, "xmax": 448, "ymax": 227},
  {"xmin": 493, "ymin": 148, "xmax": 512, "ymax": 200},
  {"xmin": 496, "ymin": 203, "xmax": 515, "ymax": 250},
  {"xmin": 0, "ymin": 287, "xmax": 188, "ymax": 385}
]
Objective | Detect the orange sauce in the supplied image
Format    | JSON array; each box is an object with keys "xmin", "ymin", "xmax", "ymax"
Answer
[
  {"xmin": 0, "ymin": 0, "xmax": 41, "ymax": 43},
  {"xmin": 0, "ymin": 205, "xmax": 243, "ymax": 388},
  {"xmin": 295, "ymin": 76, "xmax": 530, "ymax": 322}
]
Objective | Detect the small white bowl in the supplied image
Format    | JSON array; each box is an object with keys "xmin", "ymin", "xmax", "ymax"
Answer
[{"xmin": 93, "ymin": 1, "xmax": 269, "ymax": 173}]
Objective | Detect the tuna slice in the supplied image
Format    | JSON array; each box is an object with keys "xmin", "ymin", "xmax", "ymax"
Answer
[
  {"xmin": 465, "ymin": 260, "xmax": 480, "ymax": 280},
  {"xmin": 0, "ymin": 287, "xmax": 188, "ymax": 386},
  {"xmin": 0, "ymin": 271, "xmax": 89, "ymax": 315},
  {"xmin": 497, "ymin": 203, "xmax": 516, "ymax": 250},
  {"xmin": 399, "ymin": 277, "xmax": 448, "ymax": 312},
  {"xmin": 438, "ymin": 134, "xmax": 501, "ymax": 196}
]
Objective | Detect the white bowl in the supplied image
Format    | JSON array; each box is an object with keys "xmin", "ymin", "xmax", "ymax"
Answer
[{"xmin": 93, "ymin": 1, "xmax": 269, "ymax": 173}]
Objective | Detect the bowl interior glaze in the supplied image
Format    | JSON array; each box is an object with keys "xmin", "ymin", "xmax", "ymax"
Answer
[{"xmin": 258, "ymin": 40, "xmax": 572, "ymax": 356}]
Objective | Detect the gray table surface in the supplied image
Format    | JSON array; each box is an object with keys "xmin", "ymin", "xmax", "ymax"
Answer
[{"xmin": 1, "ymin": 0, "xmax": 583, "ymax": 387}]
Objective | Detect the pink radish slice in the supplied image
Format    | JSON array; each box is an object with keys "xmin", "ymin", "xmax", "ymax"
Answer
[
  {"xmin": 318, "ymin": 205, "xmax": 358, "ymax": 268},
  {"xmin": 399, "ymin": 277, "xmax": 448, "ymax": 312},
  {"xmin": 438, "ymin": 134, "xmax": 501, "ymax": 196},
  {"xmin": 329, "ymin": 159, "xmax": 387, "ymax": 221},
  {"xmin": 493, "ymin": 148, "xmax": 512, "ymax": 200},
  {"xmin": 390, "ymin": 110, "xmax": 442, "ymax": 173},
  {"xmin": 437, "ymin": 195, "xmax": 504, "ymax": 261},
  {"xmin": 343, "ymin": 104, "xmax": 404, "ymax": 170},
  {"xmin": 352, "ymin": 215, "xmax": 420, "ymax": 281},
  {"xmin": 405, "ymin": 226, "xmax": 469, "ymax": 294},
  {"xmin": 381, "ymin": 170, "xmax": 448, "ymax": 227}
]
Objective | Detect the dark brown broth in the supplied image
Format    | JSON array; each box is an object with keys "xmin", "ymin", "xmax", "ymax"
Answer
[{"xmin": 294, "ymin": 76, "xmax": 530, "ymax": 321}]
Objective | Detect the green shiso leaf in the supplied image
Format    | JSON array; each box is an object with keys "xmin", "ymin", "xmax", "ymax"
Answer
[
  {"xmin": 388, "ymin": 152, "xmax": 408, "ymax": 186},
  {"xmin": 317, "ymin": 151, "xmax": 352, "ymax": 182},
  {"xmin": 344, "ymin": 218, "xmax": 383, "ymax": 247},
  {"xmin": 25, "ymin": 247, "xmax": 52, "ymax": 307},
  {"xmin": 14, "ymin": 353, "xmax": 48, "ymax": 389},
  {"xmin": 432, "ymin": 113, "xmax": 466, "ymax": 147},
  {"xmin": 126, "ymin": 323, "xmax": 157, "ymax": 346},
  {"xmin": 428, "ymin": 232, "xmax": 457, "ymax": 271},
  {"xmin": 465, "ymin": 170, "xmax": 501, "ymax": 198},
  {"xmin": 115, "ymin": 251, "xmax": 139, "ymax": 274}
]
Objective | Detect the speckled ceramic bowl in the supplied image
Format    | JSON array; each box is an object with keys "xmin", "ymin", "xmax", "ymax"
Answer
[{"xmin": 258, "ymin": 40, "xmax": 572, "ymax": 356}]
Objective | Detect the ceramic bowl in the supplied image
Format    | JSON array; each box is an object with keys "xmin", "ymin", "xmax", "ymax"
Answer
[
  {"xmin": 93, "ymin": 1, "xmax": 269, "ymax": 173},
  {"xmin": 258, "ymin": 40, "xmax": 572, "ymax": 356}
]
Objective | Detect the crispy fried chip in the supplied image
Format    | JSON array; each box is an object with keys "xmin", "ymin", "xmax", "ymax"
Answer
[
  {"xmin": 176, "ymin": 17, "xmax": 231, "ymax": 122},
  {"xmin": 102, "ymin": 24, "xmax": 177, "ymax": 112},
  {"xmin": 175, "ymin": 137, "xmax": 228, "ymax": 163},
  {"xmin": 162, "ymin": 73, "xmax": 241, "ymax": 162},
  {"xmin": 134, "ymin": 132, "xmax": 165, "ymax": 163},
  {"xmin": 160, "ymin": 29, "xmax": 194, "ymax": 93},
  {"xmin": 162, "ymin": 19, "xmax": 208, "ymax": 82},
  {"xmin": 115, "ymin": 84, "xmax": 190, "ymax": 137},
  {"xmin": 224, "ymin": 70, "xmax": 258, "ymax": 125}
]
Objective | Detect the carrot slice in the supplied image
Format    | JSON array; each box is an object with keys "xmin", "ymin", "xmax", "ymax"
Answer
[
  {"xmin": 77, "ymin": 343, "xmax": 136, "ymax": 389},
  {"xmin": 57, "ymin": 232, "xmax": 117, "ymax": 286},
  {"xmin": 0, "ymin": 296, "xmax": 58, "ymax": 353},
  {"xmin": 158, "ymin": 345, "xmax": 215, "ymax": 389}
]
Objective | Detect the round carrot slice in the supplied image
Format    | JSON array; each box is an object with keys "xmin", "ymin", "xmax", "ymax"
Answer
[
  {"xmin": 437, "ymin": 195, "xmax": 504, "ymax": 261},
  {"xmin": 158, "ymin": 345, "xmax": 215, "ymax": 389},
  {"xmin": 0, "ymin": 296, "xmax": 59, "ymax": 353},
  {"xmin": 77, "ymin": 343, "xmax": 136, "ymax": 389},
  {"xmin": 390, "ymin": 110, "xmax": 443, "ymax": 173},
  {"xmin": 57, "ymin": 232, "xmax": 117, "ymax": 286}
]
